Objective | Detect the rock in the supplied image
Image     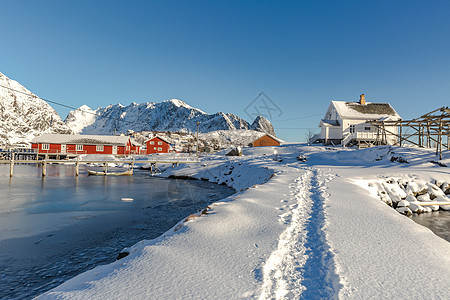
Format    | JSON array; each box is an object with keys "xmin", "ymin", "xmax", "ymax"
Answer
[
  {"xmin": 431, "ymin": 204, "xmax": 440, "ymax": 211},
  {"xmin": 116, "ymin": 251, "xmax": 129, "ymax": 260},
  {"xmin": 442, "ymin": 182, "xmax": 450, "ymax": 194},
  {"xmin": 397, "ymin": 200, "xmax": 410, "ymax": 207},
  {"xmin": 417, "ymin": 194, "xmax": 431, "ymax": 202},
  {"xmin": 409, "ymin": 202, "xmax": 424, "ymax": 213},
  {"xmin": 435, "ymin": 195, "xmax": 450, "ymax": 211},
  {"xmin": 423, "ymin": 207, "xmax": 433, "ymax": 213},
  {"xmin": 226, "ymin": 147, "xmax": 243, "ymax": 156},
  {"xmin": 406, "ymin": 181, "xmax": 420, "ymax": 196},
  {"xmin": 297, "ymin": 155, "xmax": 307, "ymax": 162},
  {"xmin": 405, "ymin": 195, "xmax": 417, "ymax": 202},
  {"xmin": 396, "ymin": 207, "xmax": 412, "ymax": 216}
]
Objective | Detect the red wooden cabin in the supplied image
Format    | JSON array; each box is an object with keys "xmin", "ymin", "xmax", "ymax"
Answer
[
  {"xmin": 31, "ymin": 134, "xmax": 141, "ymax": 155},
  {"xmin": 145, "ymin": 136, "xmax": 172, "ymax": 154},
  {"xmin": 251, "ymin": 134, "xmax": 283, "ymax": 147}
]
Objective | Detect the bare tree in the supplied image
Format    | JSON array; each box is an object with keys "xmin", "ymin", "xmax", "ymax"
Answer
[{"xmin": 305, "ymin": 129, "xmax": 318, "ymax": 145}]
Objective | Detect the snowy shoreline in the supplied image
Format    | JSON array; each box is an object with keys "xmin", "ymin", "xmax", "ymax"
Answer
[{"xmin": 37, "ymin": 145, "xmax": 450, "ymax": 299}]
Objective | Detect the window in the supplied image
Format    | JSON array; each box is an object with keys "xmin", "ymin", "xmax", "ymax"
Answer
[
  {"xmin": 76, "ymin": 145, "xmax": 83, "ymax": 151},
  {"xmin": 150, "ymin": 141, "xmax": 154, "ymax": 145},
  {"xmin": 349, "ymin": 125, "xmax": 355, "ymax": 133},
  {"xmin": 96, "ymin": 145, "xmax": 104, "ymax": 152},
  {"xmin": 42, "ymin": 144, "xmax": 49, "ymax": 150},
  {"xmin": 154, "ymin": 147, "xmax": 156, "ymax": 150},
  {"xmin": 158, "ymin": 141, "xmax": 162, "ymax": 145},
  {"xmin": 364, "ymin": 127, "xmax": 371, "ymax": 131},
  {"xmin": 158, "ymin": 147, "xmax": 162, "ymax": 151}
]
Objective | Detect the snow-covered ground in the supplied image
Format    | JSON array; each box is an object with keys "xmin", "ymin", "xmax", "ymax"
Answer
[{"xmin": 37, "ymin": 145, "xmax": 450, "ymax": 299}]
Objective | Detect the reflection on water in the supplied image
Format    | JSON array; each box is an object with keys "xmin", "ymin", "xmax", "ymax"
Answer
[
  {"xmin": 0, "ymin": 164, "xmax": 235, "ymax": 299},
  {"xmin": 411, "ymin": 211, "xmax": 450, "ymax": 242}
]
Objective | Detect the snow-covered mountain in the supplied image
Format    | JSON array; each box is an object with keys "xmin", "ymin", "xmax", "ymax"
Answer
[
  {"xmin": 0, "ymin": 72, "xmax": 71, "ymax": 147},
  {"xmin": 65, "ymin": 100, "xmax": 275, "ymax": 136}
]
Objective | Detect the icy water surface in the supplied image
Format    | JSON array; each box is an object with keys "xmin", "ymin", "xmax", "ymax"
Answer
[
  {"xmin": 411, "ymin": 211, "xmax": 450, "ymax": 242},
  {"xmin": 0, "ymin": 164, "xmax": 235, "ymax": 299}
]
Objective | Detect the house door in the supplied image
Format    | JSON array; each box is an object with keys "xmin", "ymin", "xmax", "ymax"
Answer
[
  {"xmin": 61, "ymin": 144, "xmax": 66, "ymax": 153},
  {"xmin": 112, "ymin": 146, "xmax": 118, "ymax": 155}
]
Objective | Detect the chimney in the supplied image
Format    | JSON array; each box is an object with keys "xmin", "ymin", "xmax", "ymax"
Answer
[{"xmin": 359, "ymin": 94, "xmax": 366, "ymax": 105}]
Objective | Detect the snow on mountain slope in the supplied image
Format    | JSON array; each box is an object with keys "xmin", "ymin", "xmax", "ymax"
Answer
[
  {"xmin": 0, "ymin": 72, "xmax": 71, "ymax": 146},
  {"xmin": 64, "ymin": 105, "xmax": 96, "ymax": 134},
  {"xmin": 65, "ymin": 100, "xmax": 275, "ymax": 136}
]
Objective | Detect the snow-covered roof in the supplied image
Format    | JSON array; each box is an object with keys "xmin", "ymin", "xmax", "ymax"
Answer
[
  {"xmin": 145, "ymin": 135, "xmax": 172, "ymax": 145},
  {"xmin": 332, "ymin": 101, "xmax": 401, "ymax": 120},
  {"xmin": 253, "ymin": 134, "xmax": 284, "ymax": 144},
  {"xmin": 320, "ymin": 119, "xmax": 340, "ymax": 127},
  {"xmin": 31, "ymin": 134, "xmax": 132, "ymax": 146}
]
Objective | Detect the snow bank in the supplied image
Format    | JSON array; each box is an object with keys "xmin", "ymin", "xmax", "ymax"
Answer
[{"xmin": 36, "ymin": 145, "xmax": 450, "ymax": 299}]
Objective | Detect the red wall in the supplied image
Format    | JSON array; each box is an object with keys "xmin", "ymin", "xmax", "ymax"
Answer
[
  {"xmin": 32, "ymin": 137, "xmax": 139, "ymax": 155},
  {"xmin": 146, "ymin": 137, "xmax": 170, "ymax": 154}
]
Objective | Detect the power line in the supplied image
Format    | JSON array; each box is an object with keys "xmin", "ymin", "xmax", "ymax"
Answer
[
  {"xmin": 0, "ymin": 84, "xmax": 144, "ymax": 128},
  {"xmin": 275, "ymin": 127, "xmax": 318, "ymax": 130},
  {"xmin": 1, "ymin": 83, "xmax": 316, "ymax": 133},
  {"xmin": 271, "ymin": 113, "xmax": 323, "ymax": 122}
]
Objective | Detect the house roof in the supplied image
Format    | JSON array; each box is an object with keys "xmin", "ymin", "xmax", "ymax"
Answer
[
  {"xmin": 331, "ymin": 101, "xmax": 401, "ymax": 120},
  {"xmin": 320, "ymin": 119, "xmax": 340, "ymax": 127},
  {"xmin": 31, "ymin": 134, "xmax": 133, "ymax": 146},
  {"xmin": 253, "ymin": 134, "xmax": 284, "ymax": 144},
  {"xmin": 145, "ymin": 135, "xmax": 172, "ymax": 145}
]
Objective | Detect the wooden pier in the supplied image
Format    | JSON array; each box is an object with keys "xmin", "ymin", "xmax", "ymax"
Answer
[{"xmin": 0, "ymin": 156, "xmax": 197, "ymax": 177}]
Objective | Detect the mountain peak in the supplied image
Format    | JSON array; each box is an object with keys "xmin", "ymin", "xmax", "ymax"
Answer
[
  {"xmin": 65, "ymin": 99, "xmax": 275, "ymax": 135},
  {"xmin": 0, "ymin": 72, "xmax": 72, "ymax": 146}
]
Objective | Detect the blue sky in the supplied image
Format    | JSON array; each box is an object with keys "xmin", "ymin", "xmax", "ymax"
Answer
[{"xmin": 1, "ymin": 0, "xmax": 450, "ymax": 142}]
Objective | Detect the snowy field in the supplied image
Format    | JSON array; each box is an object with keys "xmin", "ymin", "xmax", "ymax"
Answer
[{"xmin": 37, "ymin": 145, "xmax": 450, "ymax": 299}]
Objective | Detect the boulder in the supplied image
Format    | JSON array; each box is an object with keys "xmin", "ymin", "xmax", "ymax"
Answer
[{"xmin": 396, "ymin": 207, "xmax": 412, "ymax": 216}]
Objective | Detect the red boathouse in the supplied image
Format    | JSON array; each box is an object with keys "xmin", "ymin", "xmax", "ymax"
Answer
[
  {"xmin": 145, "ymin": 136, "xmax": 172, "ymax": 154},
  {"xmin": 31, "ymin": 134, "xmax": 141, "ymax": 155}
]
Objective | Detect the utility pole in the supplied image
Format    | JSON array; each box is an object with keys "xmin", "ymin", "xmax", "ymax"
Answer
[{"xmin": 196, "ymin": 122, "xmax": 201, "ymax": 162}]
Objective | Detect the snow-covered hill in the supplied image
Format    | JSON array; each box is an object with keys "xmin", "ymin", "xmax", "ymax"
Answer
[
  {"xmin": 65, "ymin": 100, "xmax": 275, "ymax": 136},
  {"xmin": 0, "ymin": 72, "xmax": 71, "ymax": 147}
]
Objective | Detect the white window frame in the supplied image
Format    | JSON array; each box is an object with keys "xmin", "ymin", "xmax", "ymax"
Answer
[
  {"xmin": 364, "ymin": 126, "xmax": 371, "ymax": 131},
  {"xmin": 158, "ymin": 141, "xmax": 162, "ymax": 145},
  {"xmin": 150, "ymin": 141, "xmax": 154, "ymax": 145},
  {"xmin": 158, "ymin": 147, "xmax": 162, "ymax": 151},
  {"xmin": 96, "ymin": 145, "xmax": 104, "ymax": 152},
  {"xmin": 42, "ymin": 144, "xmax": 49, "ymax": 150},
  {"xmin": 349, "ymin": 125, "xmax": 356, "ymax": 133},
  {"xmin": 76, "ymin": 144, "xmax": 83, "ymax": 151}
]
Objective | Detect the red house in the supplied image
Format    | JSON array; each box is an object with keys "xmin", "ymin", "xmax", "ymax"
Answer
[
  {"xmin": 145, "ymin": 136, "xmax": 171, "ymax": 154},
  {"xmin": 31, "ymin": 134, "xmax": 141, "ymax": 155}
]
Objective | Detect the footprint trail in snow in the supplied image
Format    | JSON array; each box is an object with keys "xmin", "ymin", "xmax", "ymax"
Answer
[{"xmin": 259, "ymin": 167, "xmax": 341, "ymax": 299}]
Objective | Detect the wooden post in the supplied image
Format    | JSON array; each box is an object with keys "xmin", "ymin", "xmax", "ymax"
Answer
[
  {"xmin": 418, "ymin": 124, "xmax": 422, "ymax": 147},
  {"xmin": 103, "ymin": 163, "xmax": 108, "ymax": 175},
  {"xmin": 447, "ymin": 124, "xmax": 450, "ymax": 150},
  {"xmin": 42, "ymin": 160, "xmax": 47, "ymax": 176},
  {"xmin": 9, "ymin": 156, "xmax": 14, "ymax": 177},
  {"xmin": 399, "ymin": 123, "xmax": 403, "ymax": 147},
  {"xmin": 376, "ymin": 125, "xmax": 380, "ymax": 146},
  {"xmin": 439, "ymin": 118, "xmax": 443, "ymax": 160},
  {"xmin": 75, "ymin": 160, "xmax": 79, "ymax": 176}
]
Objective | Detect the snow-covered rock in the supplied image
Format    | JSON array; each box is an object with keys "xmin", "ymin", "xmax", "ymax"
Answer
[
  {"xmin": 397, "ymin": 200, "xmax": 410, "ymax": 207},
  {"xmin": 0, "ymin": 72, "xmax": 72, "ymax": 146},
  {"xmin": 409, "ymin": 202, "xmax": 424, "ymax": 213},
  {"xmin": 250, "ymin": 116, "xmax": 275, "ymax": 136},
  {"xmin": 64, "ymin": 105, "xmax": 96, "ymax": 134},
  {"xmin": 395, "ymin": 206, "xmax": 412, "ymax": 216}
]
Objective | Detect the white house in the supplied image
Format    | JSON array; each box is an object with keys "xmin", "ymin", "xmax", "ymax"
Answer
[{"xmin": 318, "ymin": 94, "xmax": 402, "ymax": 147}]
